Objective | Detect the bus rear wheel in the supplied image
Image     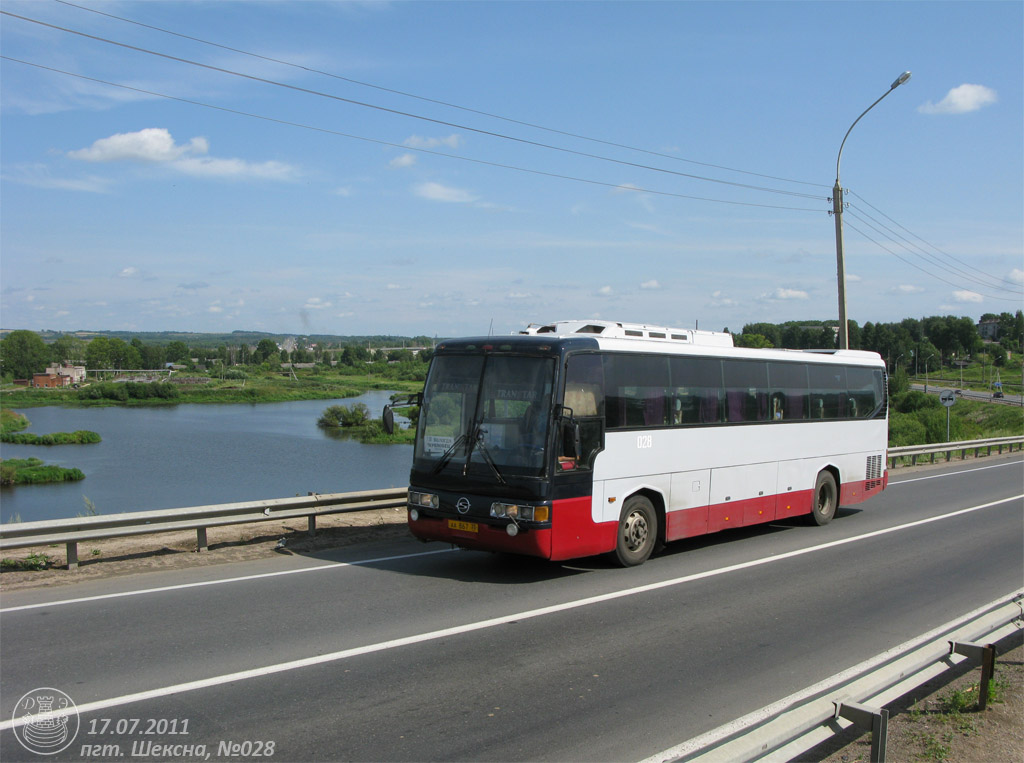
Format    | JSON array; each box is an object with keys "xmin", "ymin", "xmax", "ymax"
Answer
[
  {"xmin": 614, "ymin": 496, "xmax": 657, "ymax": 566},
  {"xmin": 810, "ymin": 471, "xmax": 838, "ymax": 526}
]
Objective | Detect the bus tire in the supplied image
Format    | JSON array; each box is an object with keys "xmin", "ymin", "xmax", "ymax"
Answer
[
  {"xmin": 810, "ymin": 470, "xmax": 838, "ymax": 526},
  {"xmin": 614, "ymin": 495, "xmax": 657, "ymax": 566}
]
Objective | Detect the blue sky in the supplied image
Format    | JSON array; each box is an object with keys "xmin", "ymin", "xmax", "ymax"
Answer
[{"xmin": 2, "ymin": 1, "xmax": 1021, "ymax": 338}]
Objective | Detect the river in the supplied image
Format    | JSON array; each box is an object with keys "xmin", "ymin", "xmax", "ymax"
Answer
[{"xmin": 0, "ymin": 391, "xmax": 412, "ymax": 523}]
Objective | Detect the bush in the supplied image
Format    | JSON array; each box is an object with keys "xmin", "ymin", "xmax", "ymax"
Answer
[
  {"xmin": 318, "ymin": 403, "xmax": 370, "ymax": 428},
  {"xmin": 892, "ymin": 390, "xmax": 940, "ymax": 413},
  {"xmin": 888, "ymin": 412, "xmax": 927, "ymax": 446}
]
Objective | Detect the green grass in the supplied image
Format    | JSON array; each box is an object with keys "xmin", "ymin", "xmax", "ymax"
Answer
[
  {"xmin": 0, "ymin": 457, "xmax": 85, "ymax": 485},
  {"xmin": 1, "ymin": 430, "xmax": 101, "ymax": 445},
  {"xmin": 0, "ymin": 553, "xmax": 54, "ymax": 571}
]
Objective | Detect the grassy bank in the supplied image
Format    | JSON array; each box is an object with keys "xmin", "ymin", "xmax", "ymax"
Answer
[{"xmin": 0, "ymin": 371, "xmax": 423, "ymax": 409}]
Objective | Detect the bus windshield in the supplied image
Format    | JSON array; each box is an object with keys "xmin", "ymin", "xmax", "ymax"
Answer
[{"xmin": 415, "ymin": 354, "xmax": 556, "ymax": 479}]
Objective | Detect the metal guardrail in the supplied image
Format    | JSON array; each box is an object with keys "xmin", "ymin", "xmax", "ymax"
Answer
[
  {"xmin": 0, "ymin": 488, "xmax": 408, "ymax": 569},
  {"xmin": 888, "ymin": 435, "xmax": 1024, "ymax": 468},
  {"xmin": 645, "ymin": 590, "xmax": 1024, "ymax": 763}
]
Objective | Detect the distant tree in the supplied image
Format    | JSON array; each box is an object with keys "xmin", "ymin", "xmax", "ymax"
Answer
[
  {"xmin": 0, "ymin": 330, "xmax": 49, "ymax": 379},
  {"xmin": 735, "ymin": 333, "xmax": 773, "ymax": 349},
  {"xmin": 84, "ymin": 336, "xmax": 113, "ymax": 369},
  {"xmin": 50, "ymin": 334, "xmax": 86, "ymax": 364},
  {"xmin": 253, "ymin": 338, "xmax": 279, "ymax": 364},
  {"xmin": 165, "ymin": 341, "xmax": 190, "ymax": 364}
]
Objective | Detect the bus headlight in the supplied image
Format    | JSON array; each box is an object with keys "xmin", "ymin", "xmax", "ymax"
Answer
[
  {"xmin": 490, "ymin": 503, "xmax": 549, "ymax": 522},
  {"xmin": 409, "ymin": 491, "xmax": 439, "ymax": 509}
]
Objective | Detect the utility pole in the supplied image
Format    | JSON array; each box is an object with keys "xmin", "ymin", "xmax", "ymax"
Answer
[{"xmin": 832, "ymin": 71, "xmax": 911, "ymax": 349}]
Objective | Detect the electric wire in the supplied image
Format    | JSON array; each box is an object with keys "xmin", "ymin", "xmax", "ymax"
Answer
[
  {"xmin": 843, "ymin": 219, "xmax": 1022, "ymax": 302},
  {"xmin": 1, "ymin": 11, "xmax": 827, "ymax": 203},
  {"xmin": 850, "ymin": 190, "xmax": 1023, "ymax": 291},
  {"xmin": 0, "ymin": 56, "xmax": 824, "ymax": 213},
  {"xmin": 846, "ymin": 208, "xmax": 1024, "ymax": 296},
  {"xmin": 53, "ymin": 0, "xmax": 829, "ymax": 191}
]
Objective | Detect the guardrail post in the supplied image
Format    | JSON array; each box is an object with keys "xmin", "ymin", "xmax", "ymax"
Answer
[
  {"xmin": 833, "ymin": 700, "xmax": 888, "ymax": 762},
  {"xmin": 196, "ymin": 527, "xmax": 207, "ymax": 552},
  {"xmin": 66, "ymin": 541, "xmax": 78, "ymax": 570},
  {"xmin": 949, "ymin": 641, "xmax": 997, "ymax": 710},
  {"xmin": 307, "ymin": 516, "xmax": 316, "ymax": 537}
]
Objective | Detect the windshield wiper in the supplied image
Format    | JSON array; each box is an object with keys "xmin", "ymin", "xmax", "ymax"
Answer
[
  {"xmin": 430, "ymin": 432, "xmax": 469, "ymax": 475},
  {"xmin": 462, "ymin": 422, "xmax": 507, "ymax": 485}
]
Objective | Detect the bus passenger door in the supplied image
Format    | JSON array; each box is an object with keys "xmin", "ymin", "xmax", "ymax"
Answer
[{"xmin": 667, "ymin": 470, "xmax": 710, "ymax": 540}]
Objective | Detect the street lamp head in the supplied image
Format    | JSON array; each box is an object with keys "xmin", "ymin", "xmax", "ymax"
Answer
[{"xmin": 891, "ymin": 71, "xmax": 912, "ymax": 89}]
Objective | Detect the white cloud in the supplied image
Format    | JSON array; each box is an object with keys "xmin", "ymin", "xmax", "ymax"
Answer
[
  {"xmin": 597, "ymin": 285, "xmax": 613, "ymax": 297},
  {"xmin": 172, "ymin": 157, "xmax": 297, "ymax": 180},
  {"xmin": 304, "ymin": 298, "xmax": 331, "ymax": 310},
  {"xmin": 404, "ymin": 134, "xmax": 462, "ymax": 150},
  {"xmin": 918, "ymin": 84, "xmax": 998, "ymax": 115},
  {"xmin": 506, "ymin": 292, "xmax": 533, "ymax": 300},
  {"xmin": 414, "ymin": 182, "xmax": 477, "ymax": 203},
  {"xmin": 118, "ymin": 267, "xmax": 138, "ymax": 278},
  {"xmin": 708, "ymin": 290, "xmax": 737, "ymax": 307},
  {"xmin": 70, "ymin": 128, "xmax": 206, "ymax": 162},
  {"xmin": 762, "ymin": 287, "xmax": 809, "ymax": 301},
  {"xmin": 4, "ymin": 164, "xmax": 113, "ymax": 193},
  {"xmin": 639, "ymin": 280, "xmax": 660, "ymax": 290},
  {"xmin": 1008, "ymin": 269, "xmax": 1024, "ymax": 285},
  {"xmin": 952, "ymin": 290, "xmax": 983, "ymax": 303},
  {"xmin": 390, "ymin": 153, "xmax": 416, "ymax": 168},
  {"xmin": 891, "ymin": 284, "xmax": 925, "ymax": 294},
  {"xmin": 68, "ymin": 128, "xmax": 298, "ymax": 180}
]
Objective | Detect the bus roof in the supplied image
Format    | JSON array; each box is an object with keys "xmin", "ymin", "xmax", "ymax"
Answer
[{"xmin": 434, "ymin": 320, "xmax": 884, "ymax": 368}]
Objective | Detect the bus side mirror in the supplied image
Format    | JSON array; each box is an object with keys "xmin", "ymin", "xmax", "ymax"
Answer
[
  {"xmin": 561, "ymin": 406, "xmax": 581, "ymax": 458},
  {"xmin": 382, "ymin": 406, "xmax": 395, "ymax": 435}
]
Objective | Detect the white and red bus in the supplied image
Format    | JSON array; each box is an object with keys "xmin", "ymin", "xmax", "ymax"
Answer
[{"xmin": 386, "ymin": 319, "xmax": 888, "ymax": 566}]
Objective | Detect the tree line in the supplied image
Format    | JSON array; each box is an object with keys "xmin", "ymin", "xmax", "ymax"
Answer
[
  {"xmin": 0, "ymin": 329, "xmax": 434, "ymax": 382},
  {"xmin": 734, "ymin": 311, "xmax": 1022, "ymax": 371}
]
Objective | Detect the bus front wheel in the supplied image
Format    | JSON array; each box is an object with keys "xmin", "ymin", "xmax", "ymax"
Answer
[
  {"xmin": 614, "ymin": 496, "xmax": 657, "ymax": 566},
  {"xmin": 810, "ymin": 471, "xmax": 838, "ymax": 526}
]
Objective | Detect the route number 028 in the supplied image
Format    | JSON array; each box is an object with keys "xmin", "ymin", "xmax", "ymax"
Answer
[{"xmin": 636, "ymin": 435, "xmax": 653, "ymax": 449}]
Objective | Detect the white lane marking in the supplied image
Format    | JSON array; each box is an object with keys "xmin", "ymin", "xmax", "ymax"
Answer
[
  {"xmin": 890, "ymin": 458, "xmax": 1022, "ymax": 485},
  {"xmin": 9, "ymin": 458, "xmax": 1018, "ymax": 613},
  {"xmin": 1, "ymin": 493, "xmax": 1019, "ymax": 730},
  {"xmin": 0, "ymin": 548, "xmax": 453, "ymax": 613}
]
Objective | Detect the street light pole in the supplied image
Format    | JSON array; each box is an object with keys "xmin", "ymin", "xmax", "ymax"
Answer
[{"xmin": 833, "ymin": 71, "xmax": 911, "ymax": 350}]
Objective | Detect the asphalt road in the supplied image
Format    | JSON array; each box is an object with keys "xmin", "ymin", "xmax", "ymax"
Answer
[{"xmin": 2, "ymin": 455, "xmax": 1021, "ymax": 762}]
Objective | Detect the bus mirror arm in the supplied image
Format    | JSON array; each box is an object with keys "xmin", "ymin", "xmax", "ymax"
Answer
[{"xmin": 382, "ymin": 393, "xmax": 422, "ymax": 435}]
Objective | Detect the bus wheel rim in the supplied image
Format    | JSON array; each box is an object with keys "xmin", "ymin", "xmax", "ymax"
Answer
[{"xmin": 624, "ymin": 510, "xmax": 649, "ymax": 551}]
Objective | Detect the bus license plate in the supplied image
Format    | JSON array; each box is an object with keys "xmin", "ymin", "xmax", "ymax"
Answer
[{"xmin": 448, "ymin": 519, "xmax": 478, "ymax": 533}]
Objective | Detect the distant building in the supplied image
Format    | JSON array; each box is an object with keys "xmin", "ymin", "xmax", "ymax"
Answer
[
  {"xmin": 32, "ymin": 373, "xmax": 70, "ymax": 388},
  {"xmin": 978, "ymin": 320, "xmax": 1000, "ymax": 341},
  {"xmin": 45, "ymin": 364, "xmax": 87, "ymax": 384}
]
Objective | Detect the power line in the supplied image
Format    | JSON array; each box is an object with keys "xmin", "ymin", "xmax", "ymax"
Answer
[
  {"xmin": 54, "ymin": 0, "xmax": 829, "ymax": 191},
  {"xmin": 849, "ymin": 190, "xmax": 1022, "ymax": 292},
  {"xmin": 846, "ymin": 207, "xmax": 1024, "ymax": 296},
  {"xmin": 0, "ymin": 56, "xmax": 824, "ymax": 213},
  {"xmin": 3, "ymin": 10, "xmax": 828, "ymax": 204},
  {"xmin": 843, "ymin": 218, "xmax": 1022, "ymax": 302}
]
